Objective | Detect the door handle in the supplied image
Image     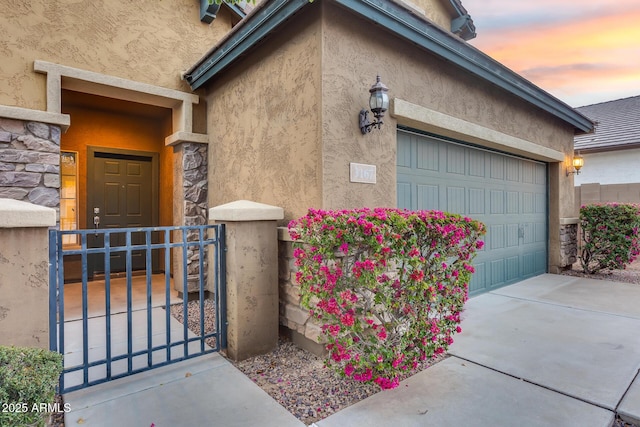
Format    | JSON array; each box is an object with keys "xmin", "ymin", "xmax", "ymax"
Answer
[{"xmin": 518, "ymin": 225, "xmax": 525, "ymax": 239}]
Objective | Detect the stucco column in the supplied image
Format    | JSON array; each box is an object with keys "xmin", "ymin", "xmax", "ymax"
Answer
[
  {"xmin": 209, "ymin": 200, "xmax": 284, "ymax": 361},
  {"xmin": 0, "ymin": 199, "xmax": 56, "ymax": 348}
]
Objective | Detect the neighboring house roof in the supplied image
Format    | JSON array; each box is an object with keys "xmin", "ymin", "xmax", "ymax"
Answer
[
  {"xmin": 184, "ymin": 0, "xmax": 593, "ymax": 134},
  {"xmin": 574, "ymin": 95, "xmax": 640, "ymax": 152}
]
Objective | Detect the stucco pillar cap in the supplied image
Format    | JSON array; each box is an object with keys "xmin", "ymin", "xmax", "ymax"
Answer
[
  {"xmin": 0, "ymin": 198, "xmax": 56, "ymax": 228},
  {"xmin": 209, "ymin": 200, "xmax": 284, "ymax": 222}
]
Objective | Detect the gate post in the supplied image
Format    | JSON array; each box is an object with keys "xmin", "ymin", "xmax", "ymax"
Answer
[
  {"xmin": 0, "ymin": 199, "xmax": 56, "ymax": 348},
  {"xmin": 209, "ymin": 200, "xmax": 283, "ymax": 361}
]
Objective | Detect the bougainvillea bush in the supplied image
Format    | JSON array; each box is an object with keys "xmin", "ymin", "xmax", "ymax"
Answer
[
  {"xmin": 580, "ymin": 203, "xmax": 640, "ymax": 274},
  {"xmin": 288, "ymin": 208, "xmax": 485, "ymax": 389}
]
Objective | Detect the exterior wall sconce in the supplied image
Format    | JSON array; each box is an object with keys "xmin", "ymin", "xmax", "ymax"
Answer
[
  {"xmin": 359, "ymin": 75, "xmax": 390, "ymax": 134},
  {"xmin": 566, "ymin": 153, "xmax": 584, "ymax": 176}
]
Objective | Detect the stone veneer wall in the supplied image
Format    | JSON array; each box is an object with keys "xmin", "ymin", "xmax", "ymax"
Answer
[
  {"xmin": 559, "ymin": 221, "xmax": 578, "ymax": 268},
  {"xmin": 0, "ymin": 118, "xmax": 60, "ymax": 212},
  {"xmin": 278, "ymin": 228, "xmax": 323, "ymax": 352},
  {"xmin": 178, "ymin": 142, "xmax": 209, "ymax": 293}
]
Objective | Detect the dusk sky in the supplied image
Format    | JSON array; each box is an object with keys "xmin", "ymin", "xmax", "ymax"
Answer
[{"xmin": 460, "ymin": 0, "xmax": 640, "ymax": 107}]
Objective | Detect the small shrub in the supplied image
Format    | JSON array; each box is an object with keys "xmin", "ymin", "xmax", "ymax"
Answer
[
  {"xmin": 579, "ymin": 203, "xmax": 640, "ymax": 274},
  {"xmin": 0, "ymin": 346, "xmax": 63, "ymax": 427},
  {"xmin": 289, "ymin": 208, "xmax": 485, "ymax": 389}
]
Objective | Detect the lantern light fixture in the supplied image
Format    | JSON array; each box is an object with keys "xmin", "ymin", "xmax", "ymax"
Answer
[
  {"xmin": 359, "ymin": 75, "xmax": 390, "ymax": 134},
  {"xmin": 566, "ymin": 152, "xmax": 584, "ymax": 176}
]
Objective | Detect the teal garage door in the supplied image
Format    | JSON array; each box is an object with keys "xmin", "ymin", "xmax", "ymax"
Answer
[{"xmin": 397, "ymin": 130, "xmax": 547, "ymax": 296}]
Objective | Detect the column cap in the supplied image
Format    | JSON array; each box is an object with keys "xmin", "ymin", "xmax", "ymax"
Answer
[
  {"xmin": 210, "ymin": 200, "xmax": 284, "ymax": 222},
  {"xmin": 0, "ymin": 199, "xmax": 56, "ymax": 228}
]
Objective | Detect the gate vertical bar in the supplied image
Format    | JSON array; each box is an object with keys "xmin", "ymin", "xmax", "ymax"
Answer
[
  {"xmin": 198, "ymin": 227, "xmax": 205, "ymax": 353},
  {"xmin": 164, "ymin": 228, "xmax": 172, "ymax": 362},
  {"xmin": 218, "ymin": 224, "xmax": 227, "ymax": 350},
  {"xmin": 182, "ymin": 227, "xmax": 189, "ymax": 357},
  {"xmin": 80, "ymin": 233, "xmax": 89, "ymax": 387},
  {"xmin": 145, "ymin": 229, "xmax": 153, "ymax": 368},
  {"xmin": 104, "ymin": 232, "xmax": 112, "ymax": 381},
  {"xmin": 48, "ymin": 230, "xmax": 58, "ymax": 352},
  {"xmin": 126, "ymin": 230, "xmax": 133, "ymax": 375},
  {"xmin": 57, "ymin": 231, "xmax": 67, "ymax": 392}
]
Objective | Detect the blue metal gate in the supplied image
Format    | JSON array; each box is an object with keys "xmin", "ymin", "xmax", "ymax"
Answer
[{"xmin": 48, "ymin": 225, "xmax": 226, "ymax": 393}]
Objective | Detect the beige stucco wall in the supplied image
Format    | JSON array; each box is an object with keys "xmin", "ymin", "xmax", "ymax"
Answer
[
  {"xmin": 400, "ymin": 0, "xmax": 454, "ymax": 30},
  {"xmin": 319, "ymin": 2, "xmax": 576, "ymax": 270},
  {"xmin": 0, "ymin": 0, "xmax": 238, "ymax": 110},
  {"xmin": 205, "ymin": 5, "xmax": 323, "ymax": 223}
]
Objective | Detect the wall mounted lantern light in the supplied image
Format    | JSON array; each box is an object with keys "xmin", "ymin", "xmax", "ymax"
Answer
[
  {"xmin": 566, "ymin": 152, "xmax": 584, "ymax": 176},
  {"xmin": 359, "ymin": 75, "xmax": 390, "ymax": 134}
]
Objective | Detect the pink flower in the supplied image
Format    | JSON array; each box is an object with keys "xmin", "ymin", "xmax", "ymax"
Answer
[
  {"xmin": 339, "ymin": 242, "xmax": 349, "ymax": 254},
  {"xmin": 344, "ymin": 364, "xmax": 355, "ymax": 377},
  {"xmin": 377, "ymin": 328, "xmax": 387, "ymax": 340},
  {"xmin": 340, "ymin": 313, "xmax": 355, "ymax": 327}
]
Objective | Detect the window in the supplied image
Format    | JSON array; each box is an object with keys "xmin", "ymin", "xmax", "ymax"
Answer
[{"xmin": 60, "ymin": 151, "xmax": 78, "ymax": 246}]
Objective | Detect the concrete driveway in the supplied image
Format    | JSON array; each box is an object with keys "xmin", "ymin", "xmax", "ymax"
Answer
[{"xmin": 317, "ymin": 274, "xmax": 640, "ymax": 427}]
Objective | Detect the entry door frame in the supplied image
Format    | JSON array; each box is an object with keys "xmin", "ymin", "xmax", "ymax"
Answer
[{"xmin": 87, "ymin": 146, "xmax": 160, "ymax": 231}]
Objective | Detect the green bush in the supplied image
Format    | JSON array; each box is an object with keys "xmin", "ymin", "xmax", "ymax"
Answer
[
  {"xmin": 0, "ymin": 346, "xmax": 63, "ymax": 427},
  {"xmin": 579, "ymin": 203, "xmax": 640, "ymax": 274}
]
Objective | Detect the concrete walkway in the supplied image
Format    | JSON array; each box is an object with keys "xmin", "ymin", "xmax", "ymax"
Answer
[{"xmin": 64, "ymin": 274, "xmax": 640, "ymax": 426}]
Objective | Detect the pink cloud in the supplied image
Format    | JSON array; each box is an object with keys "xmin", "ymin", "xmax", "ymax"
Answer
[{"xmin": 467, "ymin": 6, "xmax": 640, "ymax": 104}]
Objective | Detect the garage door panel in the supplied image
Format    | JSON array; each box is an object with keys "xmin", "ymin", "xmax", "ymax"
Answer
[
  {"xmin": 491, "ymin": 259, "xmax": 506, "ymax": 287},
  {"xmin": 535, "ymin": 222, "xmax": 546, "ymax": 242},
  {"xmin": 523, "ymin": 162, "xmax": 535, "ymax": 183},
  {"xmin": 490, "ymin": 190, "xmax": 505, "ymax": 214},
  {"xmin": 447, "ymin": 186, "xmax": 466, "ymax": 213},
  {"xmin": 417, "ymin": 140, "xmax": 439, "ymax": 171},
  {"xmin": 523, "ymin": 192, "xmax": 534, "ymax": 213},
  {"xmin": 490, "ymin": 225, "xmax": 505, "ymax": 249},
  {"xmin": 469, "ymin": 151, "xmax": 485, "ymax": 177},
  {"xmin": 469, "ymin": 188, "xmax": 485, "ymax": 214},
  {"xmin": 535, "ymin": 251, "xmax": 547, "ymax": 273},
  {"xmin": 447, "ymin": 145, "xmax": 466, "ymax": 175},
  {"xmin": 470, "ymin": 262, "xmax": 487, "ymax": 294},
  {"xmin": 506, "ymin": 191, "xmax": 519, "ymax": 214},
  {"xmin": 506, "ymin": 224, "xmax": 519, "ymax": 247},
  {"xmin": 417, "ymin": 184, "xmax": 439, "ymax": 210},
  {"xmin": 523, "ymin": 253, "xmax": 536, "ymax": 276},
  {"xmin": 397, "ymin": 130, "xmax": 548, "ymax": 295},
  {"xmin": 398, "ymin": 182, "xmax": 412, "ymax": 210},
  {"xmin": 490, "ymin": 155, "xmax": 504, "ymax": 180},
  {"xmin": 535, "ymin": 193, "xmax": 546, "ymax": 213},
  {"xmin": 397, "ymin": 132, "xmax": 413, "ymax": 168},
  {"xmin": 506, "ymin": 256, "xmax": 519, "ymax": 281},
  {"xmin": 535, "ymin": 163, "xmax": 546, "ymax": 184},
  {"xmin": 506, "ymin": 158, "xmax": 520, "ymax": 181}
]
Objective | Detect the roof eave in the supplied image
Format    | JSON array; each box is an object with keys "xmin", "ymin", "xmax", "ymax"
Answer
[
  {"xmin": 185, "ymin": 0, "xmax": 593, "ymax": 134},
  {"xmin": 185, "ymin": 0, "xmax": 309, "ymax": 90}
]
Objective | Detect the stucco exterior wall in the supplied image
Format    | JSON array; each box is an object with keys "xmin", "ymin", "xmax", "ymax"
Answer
[
  {"xmin": 320, "ymin": 3, "xmax": 576, "ymax": 270},
  {"xmin": 400, "ymin": 0, "xmax": 454, "ymax": 30},
  {"xmin": 205, "ymin": 6, "xmax": 323, "ymax": 223},
  {"xmin": 574, "ymin": 149, "xmax": 640, "ymax": 186},
  {"xmin": 0, "ymin": 0, "xmax": 237, "ymax": 110}
]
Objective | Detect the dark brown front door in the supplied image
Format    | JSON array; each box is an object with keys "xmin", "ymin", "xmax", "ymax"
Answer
[{"xmin": 87, "ymin": 147, "xmax": 159, "ymax": 276}]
